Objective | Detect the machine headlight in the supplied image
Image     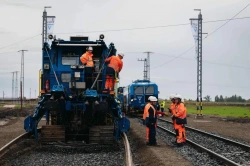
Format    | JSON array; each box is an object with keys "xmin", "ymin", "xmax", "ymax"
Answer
[
  {"xmin": 75, "ymin": 72, "xmax": 80, "ymax": 78},
  {"xmin": 78, "ymin": 65, "xmax": 85, "ymax": 69},
  {"xmin": 131, "ymin": 99, "xmax": 133, "ymax": 102},
  {"xmin": 71, "ymin": 65, "xmax": 77, "ymax": 69}
]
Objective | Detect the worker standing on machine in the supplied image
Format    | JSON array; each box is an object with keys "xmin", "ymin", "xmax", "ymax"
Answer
[
  {"xmin": 145, "ymin": 96, "xmax": 158, "ymax": 146},
  {"xmin": 80, "ymin": 46, "xmax": 94, "ymax": 89},
  {"xmin": 104, "ymin": 52, "xmax": 124, "ymax": 91},
  {"xmin": 171, "ymin": 94, "xmax": 187, "ymax": 147}
]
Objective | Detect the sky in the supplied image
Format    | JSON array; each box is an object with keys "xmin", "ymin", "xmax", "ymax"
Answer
[{"xmin": 0, "ymin": 0, "xmax": 250, "ymax": 100}]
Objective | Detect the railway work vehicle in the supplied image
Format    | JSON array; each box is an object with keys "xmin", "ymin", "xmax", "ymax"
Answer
[
  {"xmin": 24, "ymin": 34, "xmax": 130, "ymax": 144},
  {"xmin": 123, "ymin": 80, "xmax": 159, "ymax": 116}
]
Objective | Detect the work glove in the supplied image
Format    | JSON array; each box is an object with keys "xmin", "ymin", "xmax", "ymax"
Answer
[
  {"xmin": 168, "ymin": 108, "xmax": 172, "ymax": 113},
  {"xmin": 171, "ymin": 115, "xmax": 175, "ymax": 120}
]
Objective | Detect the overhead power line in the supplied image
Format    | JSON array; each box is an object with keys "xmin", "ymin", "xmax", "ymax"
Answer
[
  {"xmin": 151, "ymin": 3, "xmax": 250, "ymax": 70},
  {"xmin": 54, "ymin": 16, "xmax": 250, "ymax": 35},
  {"xmin": 0, "ymin": 34, "xmax": 40, "ymax": 51},
  {"xmin": 206, "ymin": 4, "xmax": 250, "ymax": 38},
  {"xmin": 152, "ymin": 52, "xmax": 250, "ymax": 70},
  {"xmin": 0, "ymin": 16, "xmax": 249, "ymax": 52}
]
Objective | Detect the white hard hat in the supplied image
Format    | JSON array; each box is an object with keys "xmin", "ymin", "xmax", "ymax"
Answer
[
  {"xmin": 118, "ymin": 52, "xmax": 124, "ymax": 58},
  {"xmin": 149, "ymin": 96, "xmax": 157, "ymax": 102},
  {"xmin": 174, "ymin": 94, "xmax": 182, "ymax": 99},
  {"xmin": 181, "ymin": 98, "xmax": 185, "ymax": 103},
  {"xmin": 169, "ymin": 94, "xmax": 175, "ymax": 100},
  {"xmin": 87, "ymin": 46, "xmax": 93, "ymax": 51}
]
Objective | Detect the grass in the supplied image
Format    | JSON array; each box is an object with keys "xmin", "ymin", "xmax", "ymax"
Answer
[{"xmin": 186, "ymin": 105, "xmax": 250, "ymax": 118}]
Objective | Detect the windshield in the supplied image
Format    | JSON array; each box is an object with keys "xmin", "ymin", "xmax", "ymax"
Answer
[
  {"xmin": 134, "ymin": 86, "xmax": 143, "ymax": 94},
  {"xmin": 145, "ymin": 86, "xmax": 154, "ymax": 94},
  {"xmin": 62, "ymin": 51, "xmax": 79, "ymax": 65}
]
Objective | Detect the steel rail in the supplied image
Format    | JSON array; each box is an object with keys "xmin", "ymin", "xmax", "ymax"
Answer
[
  {"xmin": 122, "ymin": 132, "xmax": 133, "ymax": 166},
  {"xmin": 157, "ymin": 125, "xmax": 241, "ymax": 166},
  {"xmin": 158, "ymin": 118, "xmax": 250, "ymax": 151},
  {"xmin": 0, "ymin": 129, "xmax": 41, "ymax": 159}
]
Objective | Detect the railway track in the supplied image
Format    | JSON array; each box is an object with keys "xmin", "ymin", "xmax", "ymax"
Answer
[
  {"xmin": 0, "ymin": 130, "xmax": 133, "ymax": 166},
  {"xmin": 157, "ymin": 118, "xmax": 250, "ymax": 166}
]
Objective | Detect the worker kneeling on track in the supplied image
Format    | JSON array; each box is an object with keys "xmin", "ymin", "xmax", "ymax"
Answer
[
  {"xmin": 144, "ymin": 96, "xmax": 158, "ymax": 146},
  {"xmin": 171, "ymin": 94, "xmax": 187, "ymax": 147}
]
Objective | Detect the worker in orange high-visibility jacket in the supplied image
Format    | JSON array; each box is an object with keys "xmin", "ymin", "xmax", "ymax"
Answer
[
  {"xmin": 104, "ymin": 52, "xmax": 124, "ymax": 90},
  {"xmin": 143, "ymin": 101, "xmax": 151, "ymax": 144},
  {"xmin": 168, "ymin": 94, "xmax": 177, "ymax": 129},
  {"xmin": 181, "ymin": 97, "xmax": 187, "ymax": 142},
  {"xmin": 172, "ymin": 94, "xmax": 187, "ymax": 147},
  {"xmin": 145, "ymin": 96, "xmax": 158, "ymax": 146},
  {"xmin": 80, "ymin": 46, "xmax": 94, "ymax": 89}
]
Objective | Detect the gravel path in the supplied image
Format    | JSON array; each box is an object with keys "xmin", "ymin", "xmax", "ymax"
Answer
[
  {"xmin": 157, "ymin": 120, "xmax": 250, "ymax": 166},
  {"xmin": 163, "ymin": 114, "xmax": 250, "ymax": 143},
  {"xmin": 128, "ymin": 118, "xmax": 193, "ymax": 166},
  {"xmin": 2, "ymin": 143, "xmax": 125, "ymax": 166}
]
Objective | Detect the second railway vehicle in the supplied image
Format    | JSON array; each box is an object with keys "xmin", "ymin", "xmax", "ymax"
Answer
[{"xmin": 123, "ymin": 80, "xmax": 159, "ymax": 116}]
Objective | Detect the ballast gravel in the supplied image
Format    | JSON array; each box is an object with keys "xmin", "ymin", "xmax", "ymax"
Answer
[
  {"xmin": 157, "ymin": 120, "xmax": 250, "ymax": 166},
  {"xmin": 3, "ymin": 144, "xmax": 125, "ymax": 166}
]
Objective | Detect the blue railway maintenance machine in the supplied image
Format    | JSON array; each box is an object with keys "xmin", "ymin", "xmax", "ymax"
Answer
[
  {"xmin": 124, "ymin": 80, "xmax": 159, "ymax": 116},
  {"xmin": 24, "ymin": 35, "xmax": 130, "ymax": 144}
]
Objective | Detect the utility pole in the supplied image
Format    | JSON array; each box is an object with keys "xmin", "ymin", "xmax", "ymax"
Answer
[
  {"xmin": 18, "ymin": 50, "xmax": 28, "ymax": 100},
  {"xmin": 15, "ymin": 71, "xmax": 18, "ymax": 102},
  {"xmin": 42, "ymin": 6, "xmax": 52, "ymax": 46},
  {"xmin": 144, "ymin": 52, "xmax": 153, "ymax": 81},
  {"xmin": 190, "ymin": 9, "xmax": 207, "ymax": 118},
  {"xmin": 2, "ymin": 91, "xmax": 4, "ymax": 103},
  {"xmin": 137, "ymin": 58, "xmax": 147, "ymax": 80},
  {"xmin": 11, "ymin": 72, "xmax": 15, "ymax": 102},
  {"xmin": 20, "ymin": 81, "xmax": 22, "ymax": 112}
]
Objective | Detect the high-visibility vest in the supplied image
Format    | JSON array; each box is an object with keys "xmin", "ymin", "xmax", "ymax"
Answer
[
  {"xmin": 80, "ymin": 52, "xmax": 94, "ymax": 67},
  {"xmin": 160, "ymin": 101, "xmax": 165, "ymax": 108},
  {"xmin": 170, "ymin": 103, "xmax": 175, "ymax": 114},
  {"xmin": 107, "ymin": 56, "xmax": 123, "ymax": 72},
  {"xmin": 145, "ymin": 104, "xmax": 156, "ymax": 119},
  {"xmin": 143, "ymin": 103, "xmax": 151, "ymax": 120},
  {"xmin": 174, "ymin": 103, "xmax": 185, "ymax": 119}
]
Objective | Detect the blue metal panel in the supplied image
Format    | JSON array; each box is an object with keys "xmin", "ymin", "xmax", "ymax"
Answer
[{"xmin": 85, "ymin": 89, "xmax": 98, "ymax": 98}]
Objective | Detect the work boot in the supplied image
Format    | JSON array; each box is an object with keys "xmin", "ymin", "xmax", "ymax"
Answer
[
  {"xmin": 151, "ymin": 142, "xmax": 157, "ymax": 146},
  {"xmin": 171, "ymin": 141, "xmax": 177, "ymax": 145},
  {"xmin": 146, "ymin": 142, "xmax": 151, "ymax": 146},
  {"xmin": 176, "ymin": 143, "xmax": 184, "ymax": 147}
]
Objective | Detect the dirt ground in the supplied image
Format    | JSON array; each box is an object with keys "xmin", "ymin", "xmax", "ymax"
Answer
[
  {"xmin": 0, "ymin": 116, "xmax": 192, "ymax": 166},
  {"xmin": 0, "ymin": 106, "xmax": 46, "ymax": 149},
  {"xmin": 163, "ymin": 114, "xmax": 250, "ymax": 143},
  {"xmin": 127, "ymin": 118, "xmax": 192, "ymax": 166}
]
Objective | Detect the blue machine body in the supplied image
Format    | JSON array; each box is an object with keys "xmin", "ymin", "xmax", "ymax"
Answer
[
  {"xmin": 124, "ymin": 80, "xmax": 159, "ymax": 115},
  {"xmin": 24, "ymin": 36, "xmax": 130, "ymax": 142}
]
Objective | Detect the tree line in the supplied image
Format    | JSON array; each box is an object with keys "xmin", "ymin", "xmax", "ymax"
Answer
[
  {"xmin": 213, "ymin": 95, "xmax": 247, "ymax": 102},
  {"xmin": 170, "ymin": 95, "xmax": 248, "ymax": 102}
]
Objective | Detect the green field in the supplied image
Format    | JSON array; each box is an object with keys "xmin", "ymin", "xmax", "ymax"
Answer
[{"xmin": 186, "ymin": 105, "xmax": 250, "ymax": 118}]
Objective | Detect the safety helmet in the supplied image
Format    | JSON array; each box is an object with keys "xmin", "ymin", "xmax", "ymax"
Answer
[
  {"xmin": 87, "ymin": 46, "xmax": 93, "ymax": 51},
  {"xmin": 118, "ymin": 52, "xmax": 124, "ymax": 58},
  {"xmin": 169, "ymin": 94, "xmax": 175, "ymax": 100},
  {"xmin": 174, "ymin": 94, "xmax": 182, "ymax": 99},
  {"xmin": 148, "ymin": 96, "xmax": 157, "ymax": 102},
  {"xmin": 181, "ymin": 98, "xmax": 185, "ymax": 103}
]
